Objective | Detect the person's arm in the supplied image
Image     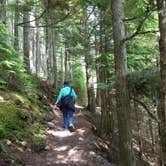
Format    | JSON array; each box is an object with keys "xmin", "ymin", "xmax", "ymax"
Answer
[{"xmin": 55, "ymin": 89, "xmax": 63, "ymax": 105}]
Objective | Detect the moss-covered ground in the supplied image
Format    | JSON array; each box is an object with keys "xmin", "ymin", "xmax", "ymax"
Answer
[{"xmin": 0, "ymin": 88, "xmax": 54, "ymax": 164}]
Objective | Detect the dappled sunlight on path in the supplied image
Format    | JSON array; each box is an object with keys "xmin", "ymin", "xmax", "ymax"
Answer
[
  {"xmin": 47, "ymin": 130, "xmax": 73, "ymax": 138},
  {"xmin": 45, "ymin": 107, "xmax": 111, "ymax": 166}
]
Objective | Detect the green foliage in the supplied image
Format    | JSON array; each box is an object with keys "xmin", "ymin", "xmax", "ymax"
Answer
[
  {"xmin": 96, "ymin": 53, "xmax": 114, "ymax": 73},
  {"xmin": 127, "ymin": 34, "xmax": 158, "ymax": 71},
  {"xmin": 0, "ymin": 79, "xmax": 7, "ymax": 90},
  {"xmin": 127, "ymin": 69, "xmax": 160, "ymax": 101},
  {"xmin": 124, "ymin": 0, "xmax": 158, "ymax": 57},
  {"xmin": 64, "ymin": 63, "xmax": 87, "ymax": 105},
  {"xmin": 95, "ymin": 53, "xmax": 115, "ymax": 90},
  {"xmin": 125, "ymin": 0, "xmax": 147, "ymax": 17},
  {"xmin": 71, "ymin": 63, "xmax": 86, "ymax": 92},
  {"xmin": 0, "ymin": 22, "xmax": 34, "ymax": 91}
]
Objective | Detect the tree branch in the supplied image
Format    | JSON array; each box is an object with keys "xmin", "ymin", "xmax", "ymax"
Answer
[
  {"xmin": 88, "ymin": 23, "xmax": 99, "ymax": 39},
  {"xmin": 16, "ymin": 9, "xmax": 46, "ymax": 26},
  {"xmin": 123, "ymin": 16, "xmax": 140, "ymax": 22},
  {"xmin": 137, "ymin": 29, "xmax": 159, "ymax": 35},
  {"xmin": 124, "ymin": 11, "xmax": 150, "ymax": 42},
  {"xmin": 131, "ymin": 97, "xmax": 158, "ymax": 122},
  {"xmin": 123, "ymin": 1, "xmax": 157, "ymax": 42},
  {"xmin": 86, "ymin": 6, "xmax": 95, "ymax": 22},
  {"xmin": 19, "ymin": 12, "xmax": 71, "ymax": 28},
  {"xmin": 124, "ymin": 29, "xmax": 158, "ymax": 41}
]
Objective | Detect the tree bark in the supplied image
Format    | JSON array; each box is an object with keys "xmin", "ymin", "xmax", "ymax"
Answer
[
  {"xmin": 35, "ymin": 15, "xmax": 39, "ymax": 76},
  {"xmin": 156, "ymin": 0, "xmax": 166, "ymax": 165},
  {"xmin": 83, "ymin": 10, "xmax": 95, "ymax": 113},
  {"xmin": 0, "ymin": 0, "xmax": 6, "ymax": 24},
  {"xmin": 98, "ymin": 7, "xmax": 114, "ymax": 136},
  {"xmin": 61, "ymin": 47, "xmax": 64, "ymax": 84},
  {"xmin": 64, "ymin": 43, "xmax": 68, "ymax": 80},
  {"xmin": 134, "ymin": 98, "xmax": 143, "ymax": 157},
  {"xmin": 45, "ymin": 10, "xmax": 53, "ymax": 83},
  {"xmin": 14, "ymin": 0, "xmax": 19, "ymax": 51},
  {"xmin": 52, "ymin": 28, "xmax": 57, "ymax": 87},
  {"xmin": 112, "ymin": 0, "xmax": 135, "ymax": 165},
  {"xmin": 23, "ymin": 9, "xmax": 30, "ymax": 73}
]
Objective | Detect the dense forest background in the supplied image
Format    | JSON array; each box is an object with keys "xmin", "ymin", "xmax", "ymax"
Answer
[{"xmin": 0, "ymin": 0, "xmax": 166, "ymax": 166}]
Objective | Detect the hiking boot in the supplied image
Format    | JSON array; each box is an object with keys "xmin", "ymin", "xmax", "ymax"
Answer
[{"xmin": 69, "ymin": 125, "xmax": 75, "ymax": 132}]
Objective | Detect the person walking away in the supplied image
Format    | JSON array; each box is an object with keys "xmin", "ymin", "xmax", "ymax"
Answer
[{"xmin": 55, "ymin": 81, "xmax": 77, "ymax": 132}]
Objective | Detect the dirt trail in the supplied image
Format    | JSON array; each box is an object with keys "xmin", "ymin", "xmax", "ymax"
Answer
[
  {"xmin": 13, "ymin": 107, "xmax": 112, "ymax": 166},
  {"xmin": 44, "ymin": 107, "xmax": 112, "ymax": 166}
]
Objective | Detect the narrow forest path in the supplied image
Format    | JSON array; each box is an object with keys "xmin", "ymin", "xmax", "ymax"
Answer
[
  {"xmin": 23, "ymin": 106, "xmax": 112, "ymax": 166},
  {"xmin": 45, "ymin": 107, "xmax": 112, "ymax": 166}
]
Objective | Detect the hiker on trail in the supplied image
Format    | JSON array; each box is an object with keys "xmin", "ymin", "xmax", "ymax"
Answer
[{"xmin": 55, "ymin": 81, "xmax": 77, "ymax": 132}]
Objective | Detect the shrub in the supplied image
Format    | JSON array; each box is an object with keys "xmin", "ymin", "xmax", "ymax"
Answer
[{"xmin": 127, "ymin": 69, "xmax": 160, "ymax": 101}]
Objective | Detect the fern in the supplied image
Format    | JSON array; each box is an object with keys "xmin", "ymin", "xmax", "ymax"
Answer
[{"xmin": 0, "ymin": 21, "xmax": 34, "ymax": 91}]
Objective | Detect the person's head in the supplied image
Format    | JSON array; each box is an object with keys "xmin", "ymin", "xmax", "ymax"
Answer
[{"xmin": 63, "ymin": 80, "xmax": 70, "ymax": 86}]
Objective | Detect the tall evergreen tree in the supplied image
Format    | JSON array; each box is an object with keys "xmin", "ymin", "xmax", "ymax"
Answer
[
  {"xmin": 23, "ymin": 6, "xmax": 30, "ymax": 73},
  {"xmin": 112, "ymin": 0, "xmax": 135, "ymax": 165},
  {"xmin": 156, "ymin": 0, "xmax": 166, "ymax": 165},
  {"xmin": 0, "ymin": 0, "xmax": 6, "ymax": 23},
  {"xmin": 14, "ymin": 0, "xmax": 19, "ymax": 51}
]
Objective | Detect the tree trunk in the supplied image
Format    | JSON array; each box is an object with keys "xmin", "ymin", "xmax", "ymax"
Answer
[
  {"xmin": 148, "ymin": 119, "xmax": 155, "ymax": 153},
  {"xmin": 0, "ymin": 0, "xmax": 6, "ymax": 23},
  {"xmin": 98, "ymin": 7, "xmax": 114, "ymax": 136},
  {"xmin": 52, "ymin": 28, "xmax": 58, "ymax": 87},
  {"xmin": 112, "ymin": 0, "xmax": 135, "ymax": 165},
  {"xmin": 83, "ymin": 10, "xmax": 95, "ymax": 113},
  {"xmin": 45, "ymin": 10, "xmax": 53, "ymax": 83},
  {"xmin": 14, "ymin": 0, "xmax": 19, "ymax": 51},
  {"xmin": 61, "ymin": 47, "xmax": 64, "ymax": 84},
  {"xmin": 64, "ymin": 43, "xmax": 68, "ymax": 80},
  {"xmin": 95, "ymin": 22, "xmax": 101, "ymax": 107},
  {"xmin": 134, "ymin": 98, "xmax": 143, "ymax": 157},
  {"xmin": 156, "ymin": 0, "xmax": 166, "ymax": 165},
  {"xmin": 23, "ymin": 9, "xmax": 30, "ymax": 73},
  {"xmin": 35, "ymin": 8, "xmax": 40, "ymax": 76}
]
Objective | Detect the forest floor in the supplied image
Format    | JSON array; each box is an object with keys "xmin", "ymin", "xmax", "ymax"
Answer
[{"xmin": 0, "ymin": 105, "xmax": 114, "ymax": 166}]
